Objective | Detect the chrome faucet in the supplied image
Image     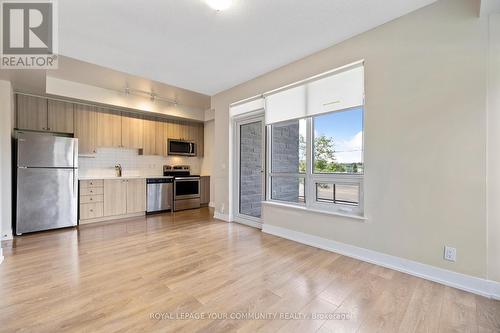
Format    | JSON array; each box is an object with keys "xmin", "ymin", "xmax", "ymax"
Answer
[{"xmin": 115, "ymin": 164, "xmax": 122, "ymax": 177}]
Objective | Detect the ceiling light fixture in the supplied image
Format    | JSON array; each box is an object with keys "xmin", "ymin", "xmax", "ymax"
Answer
[
  {"xmin": 121, "ymin": 87, "xmax": 178, "ymax": 105},
  {"xmin": 206, "ymin": 0, "xmax": 232, "ymax": 11}
]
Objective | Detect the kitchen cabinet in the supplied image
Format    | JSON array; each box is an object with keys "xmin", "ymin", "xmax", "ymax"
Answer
[
  {"xmin": 15, "ymin": 94, "xmax": 205, "ymax": 156},
  {"xmin": 103, "ymin": 179, "xmax": 128, "ymax": 216},
  {"xmin": 80, "ymin": 179, "xmax": 104, "ymax": 223},
  {"xmin": 166, "ymin": 120, "xmax": 180, "ymax": 140},
  {"xmin": 47, "ymin": 100, "xmax": 74, "ymax": 133},
  {"xmin": 16, "ymin": 95, "xmax": 75, "ymax": 134},
  {"xmin": 16, "ymin": 94, "xmax": 48, "ymax": 131},
  {"xmin": 155, "ymin": 119, "xmax": 167, "ymax": 156},
  {"xmin": 142, "ymin": 116, "xmax": 156, "ymax": 155},
  {"xmin": 74, "ymin": 105, "xmax": 98, "ymax": 154},
  {"xmin": 97, "ymin": 109, "xmax": 122, "ymax": 148},
  {"xmin": 200, "ymin": 176, "xmax": 210, "ymax": 206},
  {"xmin": 80, "ymin": 178, "xmax": 146, "ymax": 223},
  {"xmin": 122, "ymin": 113, "xmax": 144, "ymax": 149},
  {"xmin": 126, "ymin": 179, "xmax": 146, "ymax": 213}
]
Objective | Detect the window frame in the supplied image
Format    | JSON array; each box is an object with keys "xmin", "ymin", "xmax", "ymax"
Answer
[{"xmin": 266, "ymin": 107, "xmax": 364, "ymax": 217}]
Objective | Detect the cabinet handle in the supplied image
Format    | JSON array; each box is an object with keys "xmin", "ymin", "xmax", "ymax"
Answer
[
  {"xmin": 90, "ymin": 209, "xmax": 94, "ymax": 212},
  {"xmin": 90, "ymin": 198, "xmax": 93, "ymax": 201}
]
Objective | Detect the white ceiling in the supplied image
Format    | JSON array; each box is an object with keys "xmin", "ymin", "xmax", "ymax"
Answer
[{"xmin": 59, "ymin": 0, "xmax": 437, "ymax": 95}]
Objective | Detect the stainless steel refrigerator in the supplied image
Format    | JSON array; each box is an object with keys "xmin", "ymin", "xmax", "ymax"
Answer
[{"xmin": 15, "ymin": 131, "xmax": 78, "ymax": 235}]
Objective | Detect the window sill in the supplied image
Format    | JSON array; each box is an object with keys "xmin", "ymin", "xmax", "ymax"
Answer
[{"xmin": 262, "ymin": 201, "xmax": 367, "ymax": 221}]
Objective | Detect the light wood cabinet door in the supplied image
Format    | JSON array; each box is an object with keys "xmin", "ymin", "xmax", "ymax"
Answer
[
  {"xmin": 167, "ymin": 120, "xmax": 180, "ymax": 140},
  {"xmin": 178, "ymin": 121, "xmax": 190, "ymax": 141},
  {"xmin": 155, "ymin": 119, "xmax": 167, "ymax": 156},
  {"xmin": 200, "ymin": 176, "xmax": 210, "ymax": 205},
  {"xmin": 126, "ymin": 179, "xmax": 146, "ymax": 213},
  {"xmin": 142, "ymin": 116, "xmax": 156, "ymax": 155},
  {"xmin": 122, "ymin": 113, "xmax": 144, "ymax": 149},
  {"xmin": 103, "ymin": 179, "xmax": 127, "ymax": 216},
  {"xmin": 186, "ymin": 122, "xmax": 198, "ymax": 141},
  {"xmin": 74, "ymin": 105, "xmax": 98, "ymax": 154},
  {"xmin": 47, "ymin": 100, "xmax": 74, "ymax": 133},
  {"xmin": 16, "ymin": 94, "xmax": 48, "ymax": 131},
  {"xmin": 97, "ymin": 109, "xmax": 122, "ymax": 148}
]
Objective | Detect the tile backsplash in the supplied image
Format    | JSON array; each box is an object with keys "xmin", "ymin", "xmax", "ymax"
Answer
[{"xmin": 79, "ymin": 147, "xmax": 203, "ymax": 178}]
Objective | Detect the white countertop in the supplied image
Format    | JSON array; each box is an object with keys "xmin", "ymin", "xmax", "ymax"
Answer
[{"xmin": 79, "ymin": 175, "xmax": 173, "ymax": 180}]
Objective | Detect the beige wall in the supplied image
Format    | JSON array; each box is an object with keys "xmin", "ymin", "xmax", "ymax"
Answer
[
  {"xmin": 212, "ymin": 0, "xmax": 492, "ymax": 279},
  {"xmin": 0, "ymin": 80, "xmax": 13, "ymax": 241},
  {"xmin": 487, "ymin": 13, "xmax": 500, "ymax": 282}
]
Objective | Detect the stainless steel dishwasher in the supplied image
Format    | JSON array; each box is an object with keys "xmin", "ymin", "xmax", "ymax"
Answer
[{"xmin": 146, "ymin": 177, "xmax": 173, "ymax": 214}]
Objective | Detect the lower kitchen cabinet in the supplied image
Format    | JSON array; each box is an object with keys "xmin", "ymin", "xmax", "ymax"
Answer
[
  {"xmin": 103, "ymin": 179, "xmax": 128, "ymax": 216},
  {"xmin": 126, "ymin": 179, "xmax": 146, "ymax": 213},
  {"xmin": 200, "ymin": 176, "xmax": 210, "ymax": 206},
  {"xmin": 80, "ymin": 178, "xmax": 146, "ymax": 224},
  {"xmin": 80, "ymin": 180, "xmax": 105, "ymax": 222}
]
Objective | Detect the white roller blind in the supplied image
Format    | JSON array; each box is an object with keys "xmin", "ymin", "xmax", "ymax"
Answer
[
  {"xmin": 265, "ymin": 85, "xmax": 306, "ymax": 125},
  {"xmin": 307, "ymin": 65, "xmax": 364, "ymax": 116},
  {"xmin": 265, "ymin": 63, "xmax": 364, "ymax": 124}
]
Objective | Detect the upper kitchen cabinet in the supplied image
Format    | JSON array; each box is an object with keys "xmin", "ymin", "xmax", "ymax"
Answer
[
  {"xmin": 16, "ymin": 94, "xmax": 48, "ymax": 131},
  {"xmin": 74, "ymin": 104, "xmax": 98, "ymax": 155},
  {"xmin": 155, "ymin": 119, "xmax": 167, "ymax": 156},
  {"xmin": 97, "ymin": 108, "xmax": 122, "ymax": 148},
  {"xmin": 47, "ymin": 100, "xmax": 74, "ymax": 134},
  {"xmin": 142, "ymin": 116, "xmax": 156, "ymax": 155},
  {"xmin": 122, "ymin": 113, "xmax": 144, "ymax": 149},
  {"xmin": 166, "ymin": 120, "xmax": 181, "ymax": 140}
]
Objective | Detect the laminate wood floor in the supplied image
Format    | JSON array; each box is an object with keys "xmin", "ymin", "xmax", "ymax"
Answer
[{"xmin": 1, "ymin": 208, "xmax": 498, "ymax": 332}]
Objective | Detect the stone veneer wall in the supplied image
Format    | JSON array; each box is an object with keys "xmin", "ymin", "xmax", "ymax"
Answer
[
  {"xmin": 239, "ymin": 121, "xmax": 263, "ymax": 217},
  {"xmin": 271, "ymin": 122, "xmax": 300, "ymax": 202}
]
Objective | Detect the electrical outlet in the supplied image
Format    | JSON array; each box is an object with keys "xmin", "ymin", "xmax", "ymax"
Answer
[{"xmin": 444, "ymin": 246, "xmax": 457, "ymax": 262}]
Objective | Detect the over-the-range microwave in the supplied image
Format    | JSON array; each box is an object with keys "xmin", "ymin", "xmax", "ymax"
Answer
[{"xmin": 167, "ymin": 139, "xmax": 196, "ymax": 156}]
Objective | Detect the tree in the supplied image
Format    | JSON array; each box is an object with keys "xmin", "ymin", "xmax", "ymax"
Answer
[{"xmin": 314, "ymin": 135, "xmax": 338, "ymax": 172}]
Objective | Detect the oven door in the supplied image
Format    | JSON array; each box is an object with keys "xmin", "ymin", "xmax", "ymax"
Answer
[{"xmin": 174, "ymin": 177, "xmax": 200, "ymax": 199}]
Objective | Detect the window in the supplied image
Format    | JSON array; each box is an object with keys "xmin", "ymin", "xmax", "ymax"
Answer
[
  {"xmin": 267, "ymin": 107, "xmax": 364, "ymax": 216},
  {"xmin": 265, "ymin": 62, "xmax": 365, "ymax": 217},
  {"xmin": 313, "ymin": 107, "xmax": 363, "ymax": 174}
]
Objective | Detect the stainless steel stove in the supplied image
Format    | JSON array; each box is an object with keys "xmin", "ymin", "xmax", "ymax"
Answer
[{"xmin": 163, "ymin": 165, "xmax": 201, "ymax": 211}]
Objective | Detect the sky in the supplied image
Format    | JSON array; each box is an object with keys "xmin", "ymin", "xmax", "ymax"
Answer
[{"xmin": 314, "ymin": 107, "xmax": 363, "ymax": 163}]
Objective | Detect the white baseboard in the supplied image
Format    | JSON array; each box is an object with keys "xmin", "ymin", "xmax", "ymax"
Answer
[
  {"xmin": 213, "ymin": 211, "xmax": 232, "ymax": 222},
  {"xmin": 262, "ymin": 224, "xmax": 500, "ymax": 300},
  {"xmin": 0, "ymin": 249, "xmax": 3, "ymax": 265},
  {"xmin": 209, "ymin": 202, "xmax": 215, "ymax": 208},
  {"xmin": 2, "ymin": 231, "xmax": 13, "ymax": 241}
]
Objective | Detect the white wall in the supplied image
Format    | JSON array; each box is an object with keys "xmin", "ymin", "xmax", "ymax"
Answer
[
  {"xmin": 0, "ymin": 80, "xmax": 13, "ymax": 244},
  {"xmin": 79, "ymin": 148, "xmax": 203, "ymax": 178},
  {"xmin": 212, "ymin": 0, "xmax": 493, "ymax": 280},
  {"xmin": 487, "ymin": 13, "xmax": 500, "ymax": 282}
]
